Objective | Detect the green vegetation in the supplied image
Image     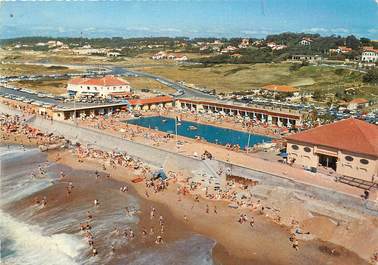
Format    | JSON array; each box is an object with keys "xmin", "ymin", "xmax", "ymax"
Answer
[
  {"xmin": 9, "ymin": 80, "xmax": 67, "ymax": 95},
  {"xmin": 135, "ymin": 63, "xmax": 377, "ymax": 100},
  {"xmin": 0, "ymin": 63, "xmax": 81, "ymax": 76},
  {"xmin": 363, "ymin": 69, "xmax": 378, "ymax": 84},
  {"xmin": 125, "ymin": 76, "xmax": 176, "ymax": 94}
]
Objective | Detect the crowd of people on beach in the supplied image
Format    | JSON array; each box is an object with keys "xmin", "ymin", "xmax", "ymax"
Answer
[{"xmin": 2, "ymin": 100, "xmax": 376, "ymax": 264}]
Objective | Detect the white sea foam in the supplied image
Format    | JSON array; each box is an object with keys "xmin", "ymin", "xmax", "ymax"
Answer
[
  {"xmin": 0, "ymin": 147, "xmax": 52, "ymax": 205},
  {"xmin": 0, "ymin": 210, "xmax": 87, "ymax": 265}
]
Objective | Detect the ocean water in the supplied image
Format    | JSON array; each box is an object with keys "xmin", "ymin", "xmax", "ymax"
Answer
[
  {"xmin": 126, "ymin": 234, "xmax": 215, "ymax": 265},
  {"xmin": 0, "ymin": 146, "xmax": 216, "ymax": 265},
  {"xmin": 127, "ymin": 116, "xmax": 272, "ymax": 149},
  {"xmin": 0, "ymin": 146, "xmax": 87, "ymax": 265}
]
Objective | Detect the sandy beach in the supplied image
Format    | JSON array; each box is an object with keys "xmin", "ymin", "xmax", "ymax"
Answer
[{"xmin": 1, "ymin": 123, "xmax": 374, "ymax": 265}]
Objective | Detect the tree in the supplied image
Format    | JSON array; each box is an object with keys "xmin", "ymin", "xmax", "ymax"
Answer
[
  {"xmin": 363, "ymin": 68, "xmax": 378, "ymax": 84},
  {"xmin": 345, "ymin": 35, "xmax": 360, "ymax": 50},
  {"xmin": 360, "ymin": 37, "xmax": 371, "ymax": 46}
]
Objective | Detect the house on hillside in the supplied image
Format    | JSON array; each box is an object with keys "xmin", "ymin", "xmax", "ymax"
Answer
[
  {"xmin": 174, "ymin": 54, "xmax": 188, "ymax": 61},
  {"xmin": 291, "ymin": 55, "xmax": 322, "ymax": 63},
  {"xmin": 152, "ymin": 51, "xmax": 167, "ymax": 60},
  {"xmin": 347, "ymin": 98, "xmax": 369, "ymax": 110},
  {"xmin": 299, "ymin": 37, "xmax": 313, "ymax": 46},
  {"xmin": 107, "ymin": 52, "xmax": 121, "ymax": 57},
  {"xmin": 238, "ymin": 38, "xmax": 250, "ymax": 48},
  {"xmin": 361, "ymin": 47, "xmax": 378, "ymax": 63},
  {"xmin": 261, "ymin": 84, "xmax": 300, "ymax": 97},
  {"xmin": 221, "ymin": 46, "xmax": 238, "ymax": 53}
]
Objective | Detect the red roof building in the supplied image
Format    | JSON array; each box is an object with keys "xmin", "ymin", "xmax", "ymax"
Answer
[
  {"xmin": 286, "ymin": 118, "xmax": 378, "ymax": 181},
  {"xmin": 262, "ymin": 84, "xmax": 299, "ymax": 93},
  {"xmin": 286, "ymin": 118, "xmax": 378, "ymax": 157},
  {"xmin": 67, "ymin": 76, "xmax": 131, "ymax": 97},
  {"xmin": 68, "ymin": 76, "xmax": 129, "ymax": 86}
]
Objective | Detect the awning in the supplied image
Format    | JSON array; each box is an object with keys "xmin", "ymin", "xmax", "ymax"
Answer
[{"xmin": 153, "ymin": 169, "xmax": 168, "ymax": 180}]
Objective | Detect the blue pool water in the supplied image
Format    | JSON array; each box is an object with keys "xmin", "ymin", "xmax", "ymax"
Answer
[{"xmin": 126, "ymin": 116, "xmax": 271, "ymax": 149}]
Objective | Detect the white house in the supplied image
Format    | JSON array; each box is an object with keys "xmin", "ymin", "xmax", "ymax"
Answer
[
  {"xmin": 361, "ymin": 49, "xmax": 378, "ymax": 63},
  {"xmin": 67, "ymin": 76, "xmax": 131, "ymax": 98},
  {"xmin": 347, "ymin": 98, "xmax": 369, "ymax": 110},
  {"xmin": 152, "ymin": 51, "xmax": 167, "ymax": 60},
  {"xmin": 299, "ymin": 38, "xmax": 313, "ymax": 46},
  {"xmin": 107, "ymin": 52, "xmax": 121, "ymax": 57},
  {"xmin": 174, "ymin": 55, "xmax": 188, "ymax": 61}
]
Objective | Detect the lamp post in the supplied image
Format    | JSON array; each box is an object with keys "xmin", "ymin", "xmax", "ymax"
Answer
[
  {"xmin": 246, "ymin": 127, "xmax": 251, "ymax": 154},
  {"xmin": 73, "ymin": 94, "xmax": 77, "ymax": 126}
]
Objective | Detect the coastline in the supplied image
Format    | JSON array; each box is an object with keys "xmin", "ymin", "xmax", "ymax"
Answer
[
  {"xmin": 1, "ymin": 140, "xmax": 371, "ymax": 265},
  {"xmin": 1, "ymin": 106, "xmax": 377, "ymax": 264}
]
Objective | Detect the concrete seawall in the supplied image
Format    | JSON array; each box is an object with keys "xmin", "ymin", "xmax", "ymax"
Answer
[
  {"xmin": 1, "ymin": 104, "xmax": 377, "ymax": 216},
  {"xmin": 30, "ymin": 117, "xmax": 378, "ymax": 215}
]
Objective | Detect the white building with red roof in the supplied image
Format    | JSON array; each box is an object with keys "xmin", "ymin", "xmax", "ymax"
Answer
[
  {"xmin": 361, "ymin": 47, "xmax": 378, "ymax": 63},
  {"xmin": 286, "ymin": 118, "xmax": 378, "ymax": 182},
  {"xmin": 67, "ymin": 76, "xmax": 131, "ymax": 98}
]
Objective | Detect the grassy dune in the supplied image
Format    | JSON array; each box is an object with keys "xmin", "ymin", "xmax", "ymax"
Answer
[
  {"xmin": 9, "ymin": 80, "xmax": 67, "ymax": 95},
  {"xmin": 134, "ymin": 63, "xmax": 377, "ymax": 98}
]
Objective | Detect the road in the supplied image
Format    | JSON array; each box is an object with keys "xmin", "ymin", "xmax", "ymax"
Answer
[
  {"xmin": 1, "ymin": 61, "xmax": 215, "ymax": 99},
  {"xmin": 110, "ymin": 67, "xmax": 215, "ymax": 99}
]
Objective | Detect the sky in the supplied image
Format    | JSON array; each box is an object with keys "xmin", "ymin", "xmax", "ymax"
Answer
[{"xmin": 0, "ymin": 0, "xmax": 377, "ymax": 39}]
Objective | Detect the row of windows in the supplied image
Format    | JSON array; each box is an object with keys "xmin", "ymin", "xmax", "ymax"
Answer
[
  {"xmin": 291, "ymin": 145, "xmax": 311, "ymax": 153},
  {"xmin": 345, "ymin": 156, "xmax": 369, "ymax": 165},
  {"xmin": 80, "ymin": 86, "xmax": 122, "ymax": 89},
  {"xmin": 291, "ymin": 145, "xmax": 370, "ymax": 165},
  {"xmin": 85, "ymin": 87, "xmax": 123, "ymax": 91}
]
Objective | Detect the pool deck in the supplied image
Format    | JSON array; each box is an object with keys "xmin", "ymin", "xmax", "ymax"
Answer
[
  {"xmin": 74, "ymin": 113, "xmax": 377, "ymax": 204},
  {"xmin": 125, "ymin": 115, "xmax": 272, "ymax": 149},
  {"xmin": 137, "ymin": 111, "xmax": 283, "ymax": 139}
]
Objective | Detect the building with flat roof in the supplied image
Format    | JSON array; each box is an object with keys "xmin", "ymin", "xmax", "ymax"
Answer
[
  {"xmin": 286, "ymin": 118, "xmax": 378, "ymax": 182},
  {"xmin": 52, "ymin": 96, "xmax": 173, "ymax": 120},
  {"xmin": 67, "ymin": 76, "xmax": 131, "ymax": 98},
  {"xmin": 175, "ymin": 98, "xmax": 306, "ymax": 127},
  {"xmin": 128, "ymin": 96, "xmax": 174, "ymax": 111}
]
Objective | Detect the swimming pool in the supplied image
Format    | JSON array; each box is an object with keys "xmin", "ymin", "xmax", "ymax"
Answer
[{"xmin": 126, "ymin": 116, "xmax": 271, "ymax": 149}]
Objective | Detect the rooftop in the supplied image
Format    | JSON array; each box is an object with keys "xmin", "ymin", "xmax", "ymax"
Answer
[
  {"xmin": 286, "ymin": 118, "xmax": 378, "ymax": 157},
  {"xmin": 128, "ymin": 96, "xmax": 173, "ymax": 106},
  {"xmin": 69, "ymin": 76, "xmax": 129, "ymax": 86},
  {"xmin": 262, "ymin": 84, "xmax": 299, "ymax": 93},
  {"xmin": 349, "ymin": 98, "xmax": 369, "ymax": 104}
]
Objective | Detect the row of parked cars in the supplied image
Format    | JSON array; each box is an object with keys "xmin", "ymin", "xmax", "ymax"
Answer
[
  {"xmin": 1, "ymin": 93, "xmax": 56, "ymax": 108},
  {"xmin": 223, "ymin": 96, "xmax": 378, "ymax": 125}
]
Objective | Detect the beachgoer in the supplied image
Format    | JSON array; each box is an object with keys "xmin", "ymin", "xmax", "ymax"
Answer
[
  {"xmin": 155, "ymin": 235, "xmax": 163, "ymax": 244},
  {"xmin": 293, "ymin": 239, "xmax": 299, "ymax": 251}
]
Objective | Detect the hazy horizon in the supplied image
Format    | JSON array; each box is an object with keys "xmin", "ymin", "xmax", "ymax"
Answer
[{"xmin": 0, "ymin": 0, "xmax": 377, "ymax": 39}]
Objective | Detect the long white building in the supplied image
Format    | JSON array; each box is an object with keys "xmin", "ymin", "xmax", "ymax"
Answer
[{"xmin": 67, "ymin": 76, "xmax": 131, "ymax": 98}]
